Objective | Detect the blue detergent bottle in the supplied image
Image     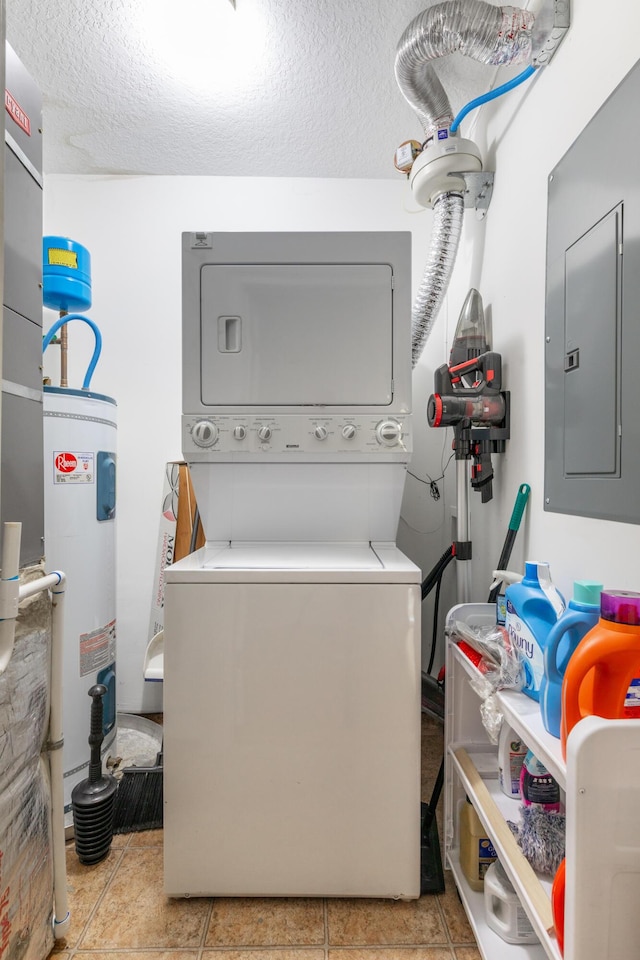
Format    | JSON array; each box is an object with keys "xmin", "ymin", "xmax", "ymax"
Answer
[
  {"xmin": 540, "ymin": 580, "xmax": 603, "ymax": 737},
  {"xmin": 505, "ymin": 561, "xmax": 565, "ymax": 702}
]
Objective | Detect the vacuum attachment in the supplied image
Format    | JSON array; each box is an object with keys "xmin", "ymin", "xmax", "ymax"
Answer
[{"xmin": 71, "ymin": 684, "xmax": 117, "ymax": 865}]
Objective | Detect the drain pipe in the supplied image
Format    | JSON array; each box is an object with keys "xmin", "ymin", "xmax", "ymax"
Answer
[
  {"xmin": 0, "ymin": 522, "xmax": 70, "ymax": 939},
  {"xmin": 0, "ymin": 523, "xmax": 21, "ymax": 672},
  {"xmin": 46, "ymin": 571, "xmax": 70, "ymax": 939},
  {"xmin": 20, "ymin": 569, "xmax": 69, "ymax": 938},
  {"xmin": 394, "ymin": 1, "xmax": 535, "ymax": 365}
]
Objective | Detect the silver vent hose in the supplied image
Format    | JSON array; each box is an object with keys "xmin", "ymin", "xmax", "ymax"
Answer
[
  {"xmin": 396, "ymin": 2, "xmax": 534, "ymax": 365},
  {"xmin": 395, "ymin": 2, "xmax": 534, "ymax": 140},
  {"xmin": 412, "ymin": 192, "xmax": 464, "ymax": 368}
]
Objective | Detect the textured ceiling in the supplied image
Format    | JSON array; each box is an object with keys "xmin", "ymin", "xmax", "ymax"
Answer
[{"xmin": 7, "ymin": 0, "xmax": 504, "ymax": 177}]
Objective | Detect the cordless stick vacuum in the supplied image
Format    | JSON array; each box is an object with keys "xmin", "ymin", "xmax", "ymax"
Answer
[
  {"xmin": 427, "ymin": 287, "xmax": 510, "ymax": 603},
  {"xmin": 419, "ymin": 288, "xmax": 511, "ymax": 893}
]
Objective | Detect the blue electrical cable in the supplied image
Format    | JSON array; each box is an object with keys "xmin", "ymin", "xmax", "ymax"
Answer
[
  {"xmin": 42, "ymin": 314, "xmax": 103, "ymax": 390},
  {"xmin": 450, "ymin": 64, "xmax": 537, "ymax": 134}
]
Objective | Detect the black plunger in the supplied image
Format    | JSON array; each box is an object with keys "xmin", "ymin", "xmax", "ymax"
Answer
[{"xmin": 71, "ymin": 684, "xmax": 118, "ymax": 865}]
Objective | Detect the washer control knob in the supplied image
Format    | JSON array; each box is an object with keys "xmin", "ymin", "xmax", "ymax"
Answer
[
  {"xmin": 342, "ymin": 424, "xmax": 357, "ymax": 441},
  {"xmin": 375, "ymin": 420, "xmax": 402, "ymax": 447},
  {"xmin": 258, "ymin": 425, "xmax": 272, "ymax": 442},
  {"xmin": 233, "ymin": 425, "xmax": 247, "ymax": 440},
  {"xmin": 191, "ymin": 419, "xmax": 218, "ymax": 447},
  {"xmin": 314, "ymin": 425, "xmax": 328, "ymax": 441}
]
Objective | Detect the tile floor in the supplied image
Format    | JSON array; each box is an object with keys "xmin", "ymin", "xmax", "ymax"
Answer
[{"xmin": 51, "ymin": 715, "xmax": 480, "ymax": 960}]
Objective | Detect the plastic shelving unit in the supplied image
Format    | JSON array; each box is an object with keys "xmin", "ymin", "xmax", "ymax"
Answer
[
  {"xmin": 444, "ymin": 602, "xmax": 640, "ymax": 960},
  {"xmin": 444, "ymin": 602, "xmax": 561, "ymax": 960}
]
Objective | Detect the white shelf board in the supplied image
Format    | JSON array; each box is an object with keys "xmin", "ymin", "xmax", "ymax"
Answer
[
  {"xmin": 447, "ymin": 851, "xmax": 550, "ymax": 960},
  {"xmin": 450, "ymin": 641, "xmax": 566, "ymax": 788},
  {"xmin": 449, "ymin": 747, "xmax": 562, "ymax": 960}
]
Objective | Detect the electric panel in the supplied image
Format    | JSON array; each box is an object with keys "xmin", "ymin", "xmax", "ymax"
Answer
[{"xmin": 545, "ymin": 58, "xmax": 640, "ymax": 523}]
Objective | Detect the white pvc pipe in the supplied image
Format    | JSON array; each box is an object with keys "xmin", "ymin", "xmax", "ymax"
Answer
[
  {"xmin": 1, "ymin": 522, "xmax": 21, "ymax": 576},
  {"xmin": 20, "ymin": 572, "xmax": 65, "ymax": 600},
  {"xmin": 455, "ymin": 460, "xmax": 472, "ymax": 603},
  {"xmin": 0, "ymin": 521, "xmax": 21, "ymax": 674},
  {"xmin": 45, "ymin": 574, "xmax": 70, "ymax": 939},
  {"xmin": 34, "ymin": 572, "xmax": 70, "ymax": 938},
  {"xmin": 1, "ymin": 521, "xmax": 69, "ymax": 938},
  {"xmin": 16, "ymin": 567, "xmax": 69, "ymax": 938}
]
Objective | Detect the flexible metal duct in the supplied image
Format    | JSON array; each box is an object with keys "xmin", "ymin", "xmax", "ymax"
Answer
[
  {"xmin": 411, "ymin": 192, "xmax": 465, "ymax": 367},
  {"xmin": 396, "ymin": 2, "xmax": 534, "ymax": 365},
  {"xmin": 396, "ymin": 1, "xmax": 534, "ymax": 138}
]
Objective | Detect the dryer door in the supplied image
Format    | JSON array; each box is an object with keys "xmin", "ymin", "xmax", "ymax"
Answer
[{"xmin": 200, "ymin": 263, "xmax": 394, "ymax": 406}]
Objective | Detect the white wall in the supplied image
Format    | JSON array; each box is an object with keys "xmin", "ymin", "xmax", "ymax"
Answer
[
  {"xmin": 44, "ymin": 0, "xmax": 640, "ymax": 711},
  {"xmin": 43, "ymin": 177, "xmax": 450, "ymax": 712},
  {"xmin": 440, "ymin": 0, "xmax": 640, "ymax": 604}
]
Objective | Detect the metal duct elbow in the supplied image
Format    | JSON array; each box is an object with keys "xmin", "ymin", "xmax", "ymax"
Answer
[
  {"xmin": 412, "ymin": 193, "xmax": 464, "ymax": 368},
  {"xmin": 395, "ymin": 1, "xmax": 534, "ymax": 139}
]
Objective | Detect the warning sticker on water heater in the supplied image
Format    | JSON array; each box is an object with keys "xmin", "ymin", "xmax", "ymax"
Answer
[
  {"xmin": 79, "ymin": 620, "xmax": 116, "ymax": 677},
  {"xmin": 53, "ymin": 451, "xmax": 95, "ymax": 483}
]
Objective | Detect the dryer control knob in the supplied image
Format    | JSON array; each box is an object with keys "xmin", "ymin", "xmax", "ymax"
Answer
[
  {"xmin": 342, "ymin": 424, "xmax": 357, "ymax": 440},
  {"xmin": 233, "ymin": 425, "xmax": 247, "ymax": 440},
  {"xmin": 192, "ymin": 419, "xmax": 218, "ymax": 447},
  {"xmin": 314, "ymin": 425, "xmax": 328, "ymax": 441},
  {"xmin": 375, "ymin": 420, "xmax": 402, "ymax": 446},
  {"xmin": 258, "ymin": 426, "xmax": 272, "ymax": 442}
]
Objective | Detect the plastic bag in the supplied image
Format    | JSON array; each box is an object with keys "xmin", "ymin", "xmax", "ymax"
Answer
[{"xmin": 447, "ymin": 619, "xmax": 525, "ymax": 742}]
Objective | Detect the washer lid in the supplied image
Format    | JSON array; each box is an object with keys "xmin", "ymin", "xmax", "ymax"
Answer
[
  {"xmin": 204, "ymin": 542, "xmax": 382, "ymax": 570},
  {"xmin": 166, "ymin": 542, "xmax": 421, "ymax": 583}
]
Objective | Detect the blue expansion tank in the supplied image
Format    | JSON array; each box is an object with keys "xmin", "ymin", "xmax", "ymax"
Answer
[{"xmin": 43, "ymin": 236, "xmax": 92, "ymax": 312}]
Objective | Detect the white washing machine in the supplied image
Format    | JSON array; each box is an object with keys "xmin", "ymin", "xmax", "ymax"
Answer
[
  {"xmin": 163, "ymin": 231, "xmax": 421, "ymax": 898},
  {"xmin": 164, "ymin": 541, "xmax": 420, "ymax": 898}
]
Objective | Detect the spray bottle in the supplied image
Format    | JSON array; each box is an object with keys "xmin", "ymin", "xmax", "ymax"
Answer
[
  {"xmin": 491, "ymin": 570, "xmax": 523, "ymax": 627},
  {"xmin": 561, "ymin": 590, "xmax": 640, "ymax": 759},
  {"xmin": 519, "ymin": 750, "xmax": 562, "ymax": 813},
  {"xmin": 504, "ymin": 562, "xmax": 565, "ymax": 702},
  {"xmin": 540, "ymin": 580, "xmax": 602, "ymax": 738},
  {"xmin": 497, "ymin": 723, "xmax": 527, "ymax": 799}
]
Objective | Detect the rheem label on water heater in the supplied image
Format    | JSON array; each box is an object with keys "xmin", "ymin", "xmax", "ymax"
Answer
[{"xmin": 53, "ymin": 451, "xmax": 95, "ymax": 483}]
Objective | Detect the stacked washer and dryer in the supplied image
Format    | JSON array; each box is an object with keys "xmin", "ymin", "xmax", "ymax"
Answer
[{"xmin": 163, "ymin": 231, "xmax": 422, "ymax": 899}]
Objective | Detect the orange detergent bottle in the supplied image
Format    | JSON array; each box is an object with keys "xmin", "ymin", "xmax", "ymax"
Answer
[{"xmin": 561, "ymin": 590, "xmax": 640, "ymax": 759}]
